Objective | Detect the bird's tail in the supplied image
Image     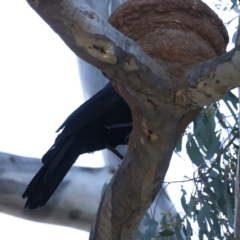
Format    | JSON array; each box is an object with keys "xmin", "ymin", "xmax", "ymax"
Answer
[{"xmin": 22, "ymin": 136, "xmax": 78, "ymax": 209}]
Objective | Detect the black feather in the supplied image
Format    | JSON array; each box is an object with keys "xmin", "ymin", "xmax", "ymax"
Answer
[{"xmin": 22, "ymin": 83, "xmax": 132, "ymax": 209}]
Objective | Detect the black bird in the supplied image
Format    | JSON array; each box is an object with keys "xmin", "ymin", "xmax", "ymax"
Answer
[{"xmin": 22, "ymin": 83, "xmax": 132, "ymax": 209}]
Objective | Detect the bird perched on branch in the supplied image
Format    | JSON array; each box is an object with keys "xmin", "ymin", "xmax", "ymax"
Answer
[{"xmin": 22, "ymin": 83, "xmax": 132, "ymax": 209}]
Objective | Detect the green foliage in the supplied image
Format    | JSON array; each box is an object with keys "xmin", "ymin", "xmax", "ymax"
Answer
[
  {"xmin": 230, "ymin": 0, "xmax": 238, "ymax": 9},
  {"xmin": 159, "ymin": 229, "xmax": 175, "ymax": 237},
  {"xmin": 137, "ymin": 217, "xmax": 159, "ymax": 240},
  {"xmin": 177, "ymin": 90, "xmax": 239, "ymax": 239},
  {"xmin": 100, "ymin": 182, "xmax": 108, "ymax": 198},
  {"xmin": 172, "ymin": 88, "xmax": 238, "ymax": 240}
]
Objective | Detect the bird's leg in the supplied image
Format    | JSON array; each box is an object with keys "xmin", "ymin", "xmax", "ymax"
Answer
[
  {"xmin": 125, "ymin": 132, "xmax": 131, "ymax": 144},
  {"xmin": 106, "ymin": 144, "xmax": 124, "ymax": 160},
  {"xmin": 105, "ymin": 123, "xmax": 132, "ymax": 129}
]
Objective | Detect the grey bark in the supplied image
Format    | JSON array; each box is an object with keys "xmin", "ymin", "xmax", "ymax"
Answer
[
  {"xmin": 0, "ymin": 151, "xmax": 110, "ymax": 231},
  {"xmin": 77, "ymin": 0, "xmax": 109, "ymax": 101},
  {"xmin": 0, "ymin": 151, "xmax": 177, "ymax": 235},
  {"xmin": 17, "ymin": 0, "xmax": 240, "ymax": 239}
]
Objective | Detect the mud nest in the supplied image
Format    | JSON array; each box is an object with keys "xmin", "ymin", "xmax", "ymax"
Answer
[{"xmin": 108, "ymin": 0, "xmax": 229, "ymax": 80}]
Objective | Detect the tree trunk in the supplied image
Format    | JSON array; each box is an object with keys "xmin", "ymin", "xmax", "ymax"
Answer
[{"xmin": 21, "ymin": 0, "xmax": 240, "ymax": 239}]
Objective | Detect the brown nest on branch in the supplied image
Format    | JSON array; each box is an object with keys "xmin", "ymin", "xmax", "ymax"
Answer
[{"xmin": 108, "ymin": 0, "xmax": 229, "ymax": 80}]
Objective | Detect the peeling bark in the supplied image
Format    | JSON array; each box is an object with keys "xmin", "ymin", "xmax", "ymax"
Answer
[{"xmin": 23, "ymin": 0, "xmax": 240, "ymax": 239}]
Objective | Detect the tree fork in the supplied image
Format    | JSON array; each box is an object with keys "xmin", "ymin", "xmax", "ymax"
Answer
[{"xmin": 25, "ymin": 0, "xmax": 240, "ymax": 239}]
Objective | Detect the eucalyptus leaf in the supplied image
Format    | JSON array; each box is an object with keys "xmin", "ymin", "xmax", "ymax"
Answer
[
  {"xmin": 186, "ymin": 198, "xmax": 196, "ymax": 217},
  {"xmin": 175, "ymin": 135, "xmax": 183, "ymax": 152},
  {"xmin": 222, "ymin": 95, "xmax": 238, "ymax": 122},
  {"xmin": 223, "ymin": 91, "xmax": 238, "ymax": 111},
  {"xmin": 180, "ymin": 188, "xmax": 188, "ymax": 212},
  {"xmin": 232, "ymin": 30, "xmax": 237, "ymax": 44},
  {"xmin": 138, "ymin": 218, "xmax": 158, "ymax": 240},
  {"xmin": 186, "ymin": 219, "xmax": 193, "ymax": 239},
  {"xmin": 175, "ymin": 224, "xmax": 185, "ymax": 240},
  {"xmin": 159, "ymin": 229, "xmax": 175, "ymax": 237},
  {"xmin": 100, "ymin": 182, "xmax": 108, "ymax": 198},
  {"xmin": 215, "ymin": 110, "xmax": 228, "ymax": 129},
  {"xmin": 206, "ymin": 131, "xmax": 221, "ymax": 160},
  {"xmin": 197, "ymin": 204, "xmax": 208, "ymax": 232},
  {"xmin": 227, "ymin": 201, "xmax": 234, "ymax": 228},
  {"xmin": 194, "ymin": 113, "xmax": 204, "ymax": 134},
  {"xmin": 211, "ymin": 176, "xmax": 224, "ymax": 200},
  {"xmin": 203, "ymin": 184, "xmax": 217, "ymax": 202},
  {"xmin": 193, "ymin": 133, "xmax": 206, "ymax": 154},
  {"xmin": 186, "ymin": 137, "xmax": 205, "ymax": 166}
]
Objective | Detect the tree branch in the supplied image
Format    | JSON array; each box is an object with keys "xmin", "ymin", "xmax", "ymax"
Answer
[
  {"xmin": 186, "ymin": 48, "xmax": 240, "ymax": 106},
  {"xmin": 27, "ymin": 0, "xmax": 170, "ymax": 93},
  {"xmin": 0, "ymin": 151, "xmax": 110, "ymax": 231},
  {"xmin": 24, "ymin": 2, "xmax": 183, "ymax": 239},
  {"xmin": 23, "ymin": 0, "xmax": 240, "ymax": 239}
]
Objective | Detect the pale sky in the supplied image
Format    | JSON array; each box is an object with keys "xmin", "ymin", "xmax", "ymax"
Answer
[
  {"xmin": 0, "ymin": 1, "xmax": 90, "ymax": 239},
  {"xmin": 0, "ymin": 0, "xmax": 238, "ymax": 239}
]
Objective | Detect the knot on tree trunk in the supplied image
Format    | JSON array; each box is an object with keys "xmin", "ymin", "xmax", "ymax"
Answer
[{"xmin": 108, "ymin": 0, "xmax": 228, "ymax": 83}]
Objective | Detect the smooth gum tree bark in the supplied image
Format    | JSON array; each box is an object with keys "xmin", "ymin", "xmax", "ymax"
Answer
[{"xmin": 22, "ymin": 0, "xmax": 240, "ymax": 239}]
